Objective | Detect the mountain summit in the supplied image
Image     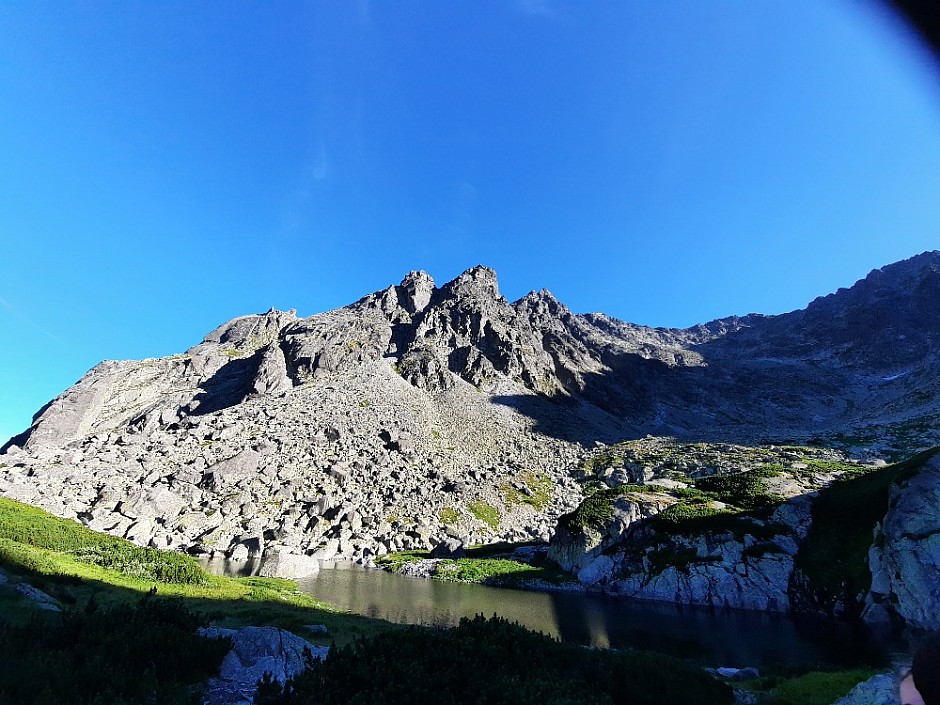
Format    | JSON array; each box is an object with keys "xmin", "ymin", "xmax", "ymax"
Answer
[{"xmin": 2, "ymin": 253, "xmax": 939, "ymax": 562}]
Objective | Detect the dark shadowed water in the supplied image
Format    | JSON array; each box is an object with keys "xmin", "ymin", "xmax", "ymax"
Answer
[{"xmin": 201, "ymin": 558, "xmax": 896, "ymax": 669}]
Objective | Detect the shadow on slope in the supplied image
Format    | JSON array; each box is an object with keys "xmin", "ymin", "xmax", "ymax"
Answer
[
  {"xmin": 490, "ymin": 337, "xmax": 859, "ymax": 445},
  {"xmin": 189, "ymin": 353, "xmax": 264, "ymax": 416}
]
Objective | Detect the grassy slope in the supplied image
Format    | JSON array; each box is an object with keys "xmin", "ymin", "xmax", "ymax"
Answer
[{"xmin": 0, "ymin": 496, "xmax": 393, "ymax": 644}]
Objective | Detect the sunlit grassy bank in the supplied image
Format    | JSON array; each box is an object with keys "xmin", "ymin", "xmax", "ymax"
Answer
[
  {"xmin": 0, "ymin": 495, "xmax": 393, "ymax": 640},
  {"xmin": 376, "ymin": 541, "xmax": 576, "ymax": 587}
]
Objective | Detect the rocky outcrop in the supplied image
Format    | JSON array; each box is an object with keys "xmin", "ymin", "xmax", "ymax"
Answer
[
  {"xmin": 0, "ymin": 568, "xmax": 61, "ymax": 612},
  {"xmin": 558, "ymin": 494, "xmax": 812, "ymax": 612},
  {"xmin": 199, "ymin": 626, "xmax": 329, "ymax": 705},
  {"xmin": 864, "ymin": 454, "xmax": 940, "ymax": 629},
  {"xmin": 547, "ymin": 442, "xmax": 831, "ymax": 612},
  {"xmin": 548, "ymin": 491, "xmax": 676, "ymax": 578},
  {"xmin": 832, "ymin": 673, "xmax": 898, "ymax": 705}
]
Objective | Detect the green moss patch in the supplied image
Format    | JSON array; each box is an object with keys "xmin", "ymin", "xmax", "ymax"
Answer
[
  {"xmin": 467, "ymin": 501, "xmax": 501, "ymax": 528},
  {"xmin": 692, "ymin": 466, "xmax": 785, "ymax": 511}
]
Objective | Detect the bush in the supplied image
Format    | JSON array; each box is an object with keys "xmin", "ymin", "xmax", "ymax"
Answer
[
  {"xmin": 72, "ymin": 545, "xmax": 208, "ymax": 585},
  {"xmin": 0, "ymin": 598, "xmax": 229, "ymax": 705},
  {"xmin": 693, "ymin": 468, "xmax": 783, "ymax": 511},
  {"xmin": 769, "ymin": 669, "xmax": 878, "ymax": 705},
  {"xmin": 256, "ymin": 615, "xmax": 732, "ymax": 705}
]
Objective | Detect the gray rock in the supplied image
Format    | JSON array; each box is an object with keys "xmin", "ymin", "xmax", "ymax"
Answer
[
  {"xmin": 715, "ymin": 667, "xmax": 760, "ymax": 680},
  {"xmin": 832, "ymin": 673, "xmax": 897, "ymax": 705},
  {"xmin": 13, "ymin": 582, "xmax": 61, "ymax": 611},
  {"xmin": 252, "ymin": 343, "xmax": 293, "ymax": 396},
  {"xmin": 210, "ymin": 450, "xmax": 263, "ymax": 486},
  {"xmin": 257, "ymin": 546, "xmax": 320, "ymax": 578},
  {"xmin": 6, "ymin": 254, "xmax": 940, "ymax": 620},
  {"xmin": 429, "ymin": 538, "xmax": 466, "ymax": 558},
  {"xmin": 577, "ymin": 554, "xmax": 615, "ymax": 586},
  {"xmin": 865, "ymin": 454, "xmax": 940, "ymax": 629},
  {"xmin": 200, "ymin": 625, "xmax": 328, "ymax": 705}
]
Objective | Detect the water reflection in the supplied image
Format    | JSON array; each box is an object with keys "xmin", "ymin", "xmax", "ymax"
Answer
[{"xmin": 201, "ymin": 558, "xmax": 890, "ymax": 668}]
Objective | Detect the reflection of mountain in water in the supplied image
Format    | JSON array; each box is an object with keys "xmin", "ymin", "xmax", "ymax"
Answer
[{"xmin": 201, "ymin": 558, "xmax": 888, "ymax": 669}]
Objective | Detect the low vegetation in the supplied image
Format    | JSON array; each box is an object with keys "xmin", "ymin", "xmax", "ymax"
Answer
[
  {"xmin": 434, "ymin": 557, "xmax": 539, "ymax": 583},
  {"xmin": 438, "ymin": 506, "xmax": 460, "ymax": 525},
  {"xmin": 744, "ymin": 669, "xmax": 880, "ymax": 705},
  {"xmin": 559, "ymin": 484, "xmax": 658, "ymax": 532},
  {"xmin": 0, "ymin": 497, "xmax": 394, "ymax": 641},
  {"xmin": 0, "ymin": 497, "xmax": 392, "ymax": 703},
  {"xmin": 0, "ymin": 598, "xmax": 229, "ymax": 705},
  {"xmin": 796, "ymin": 446, "xmax": 940, "ymax": 612},
  {"xmin": 376, "ymin": 544, "xmax": 575, "ymax": 587},
  {"xmin": 500, "ymin": 472, "xmax": 554, "ymax": 512},
  {"xmin": 255, "ymin": 615, "xmax": 733, "ymax": 705},
  {"xmin": 467, "ymin": 500, "xmax": 500, "ymax": 528},
  {"xmin": 561, "ymin": 464, "xmax": 788, "ymax": 537}
]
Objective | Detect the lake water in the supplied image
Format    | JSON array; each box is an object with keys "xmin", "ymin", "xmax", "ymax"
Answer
[{"xmin": 201, "ymin": 558, "xmax": 895, "ymax": 669}]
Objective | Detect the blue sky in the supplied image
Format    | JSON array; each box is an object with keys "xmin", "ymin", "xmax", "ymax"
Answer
[{"xmin": 2, "ymin": 1, "xmax": 940, "ymax": 442}]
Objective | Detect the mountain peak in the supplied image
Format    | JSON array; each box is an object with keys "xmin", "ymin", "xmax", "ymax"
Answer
[
  {"xmin": 440, "ymin": 265, "xmax": 501, "ymax": 300},
  {"xmin": 398, "ymin": 270, "xmax": 435, "ymax": 314}
]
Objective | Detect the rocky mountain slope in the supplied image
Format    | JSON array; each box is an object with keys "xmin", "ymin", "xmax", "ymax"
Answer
[{"xmin": 1, "ymin": 252, "xmax": 939, "ymax": 569}]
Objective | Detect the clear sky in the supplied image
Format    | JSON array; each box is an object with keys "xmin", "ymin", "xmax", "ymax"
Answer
[{"xmin": 2, "ymin": 1, "xmax": 940, "ymax": 443}]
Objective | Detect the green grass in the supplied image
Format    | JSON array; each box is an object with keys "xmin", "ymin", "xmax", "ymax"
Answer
[
  {"xmin": 761, "ymin": 669, "xmax": 879, "ymax": 705},
  {"xmin": 0, "ymin": 497, "xmax": 394, "ymax": 646},
  {"xmin": 500, "ymin": 473, "xmax": 554, "ymax": 512},
  {"xmin": 467, "ymin": 501, "xmax": 501, "ymax": 529},
  {"xmin": 438, "ymin": 507, "xmax": 460, "ymax": 525},
  {"xmin": 435, "ymin": 557, "xmax": 538, "ymax": 583},
  {"xmin": 377, "ymin": 545, "xmax": 576, "ymax": 587},
  {"xmin": 796, "ymin": 446, "xmax": 940, "ymax": 612},
  {"xmin": 0, "ymin": 496, "xmax": 207, "ymax": 585},
  {"xmin": 374, "ymin": 550, "xmax": 428, "ymax": 572}
]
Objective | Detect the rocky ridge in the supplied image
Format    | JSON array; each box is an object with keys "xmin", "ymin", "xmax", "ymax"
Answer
[{"xmin": 2, "ymin": 254, "xmax": 940, "ymax": 570}]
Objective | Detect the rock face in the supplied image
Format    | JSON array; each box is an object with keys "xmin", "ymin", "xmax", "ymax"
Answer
[
  {"xmin": 864, "ymin": 453, "xmax": 940, "ymax": 629},
  {"xmin": 1, "ymin": 253, "xmax": 940, "ymax": 566}
]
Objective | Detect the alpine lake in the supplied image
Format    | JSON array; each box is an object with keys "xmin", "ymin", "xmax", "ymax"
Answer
[{"xmin": 201, "ymin": 557, "xmax": 904, "ymax": 671}]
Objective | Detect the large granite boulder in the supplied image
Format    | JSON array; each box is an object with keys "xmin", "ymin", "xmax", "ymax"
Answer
[
  {"xmin": 199, "ymin": 626, "xmax": 329, "ymax": 705},
  {"xmin": 257, "ymin": 546, "xmax": 320, "ymax": 578}
]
